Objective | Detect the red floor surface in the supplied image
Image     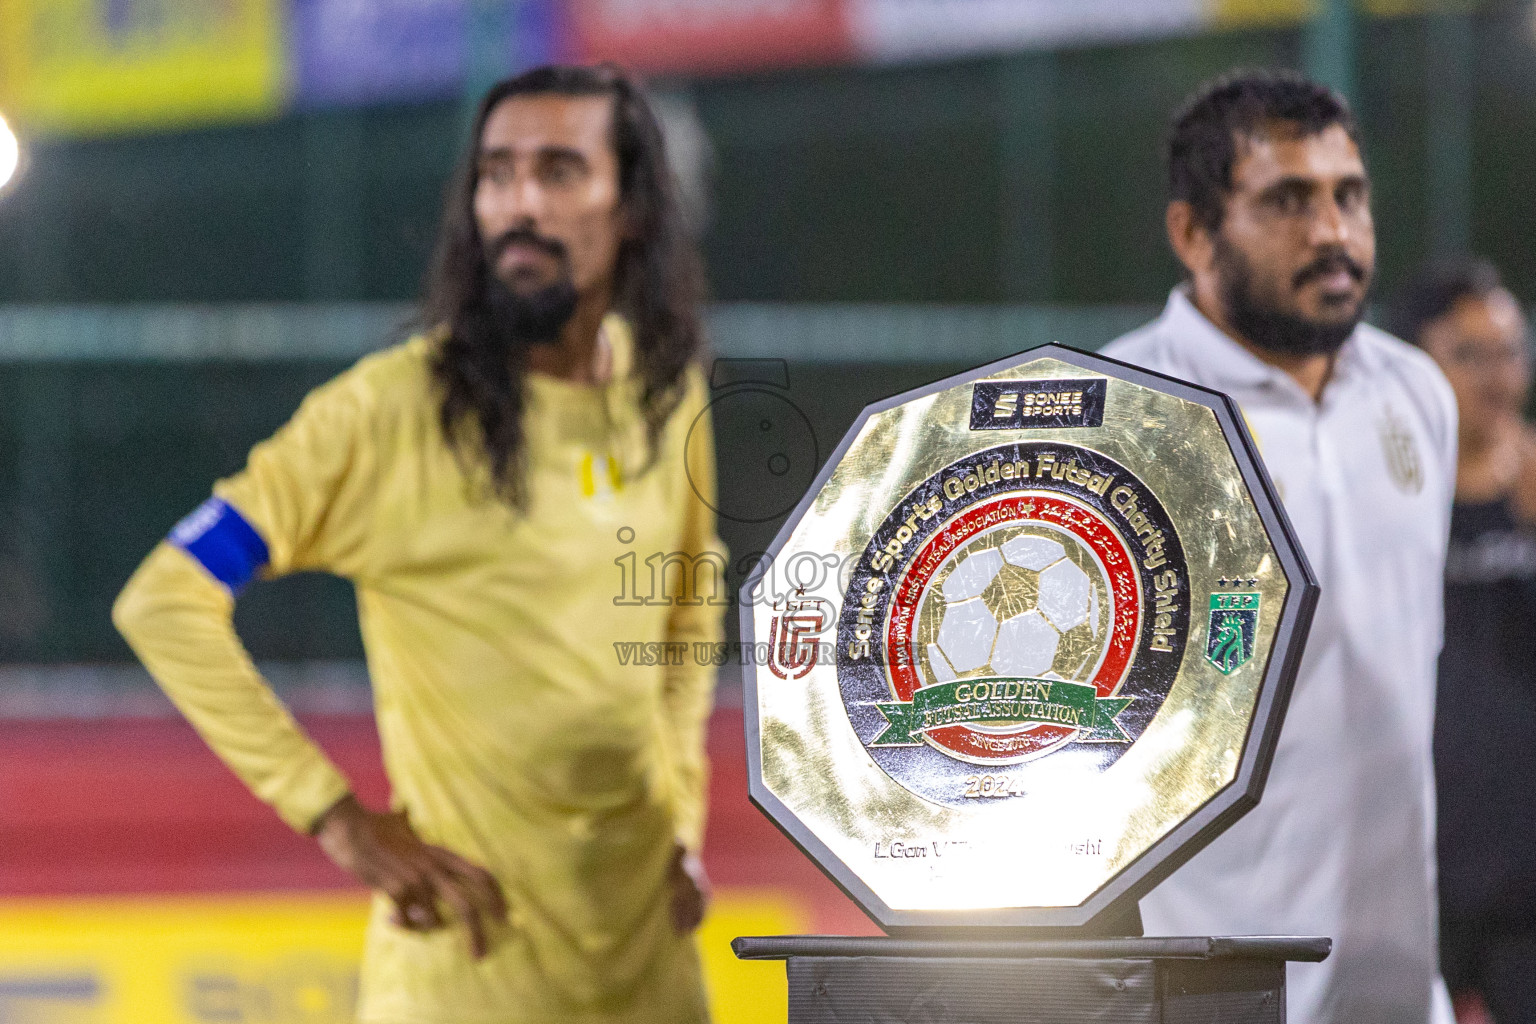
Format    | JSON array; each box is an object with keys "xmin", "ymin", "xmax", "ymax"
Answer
[{"xmin": 0, "ymin": 708, "xmax": 878, "ymax": 934}]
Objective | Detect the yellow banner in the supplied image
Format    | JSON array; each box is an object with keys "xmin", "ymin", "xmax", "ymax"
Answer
[
  {"xmin": 0, "ymin": 0, "xmax": 282, "ymax": 135},
  {"xmin": 1210, "ymin": 0, "xmax": 1444, "ymax": 29},
  {"xmin": 1209, "ymin": 0, "xmax": 1312, "ymax": 28},
  {"xmin": 0, "ymin": 890, "xmax": 806, "ymax": 1024}
]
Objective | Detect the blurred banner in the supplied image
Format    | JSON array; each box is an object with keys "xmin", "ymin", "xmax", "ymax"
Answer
[
  {"xmin": 845, "ymin": 0, "xmax": 1433, "ymax": 62},
  {"xmin": 0, "ymin": 709, "xmax": 873, "ymax": 1023},
  {"xmin": 0, "ymin": 897, "xmax": 366, "ymax": 1024},
  {"xmin": 0, "ymin": 0, "xmax": 283, "ymax": 133},
  {"xmin": 290, "ymin": 0, "xmax": 564, "ymax": 107},
  {"xmin": 0, "ymin": 893, "xmax": 803, "ymax": 1024},
  {"xmin": 290, "ymin": 0, "xmax": 478, "ymax": 106},
  {"xmin": 845, "ymin": 0, "xmax": 1205, "ymax": 62},
  {"xmin": 566, "ymin": 0, "xmax": 852, "ymax": 75},
  {"xmin": 0, "ymin": 0, "xmax": 1440, "ymax": 135}
]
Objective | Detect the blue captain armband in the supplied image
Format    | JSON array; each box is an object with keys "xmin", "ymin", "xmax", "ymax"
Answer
[{"xmin": 168, "ymin": 497, "xmax": 270, "ymax": 594}]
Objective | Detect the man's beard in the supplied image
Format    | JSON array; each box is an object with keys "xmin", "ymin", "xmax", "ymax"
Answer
[
  {"xmin": 482, "ymin": 228, "xmax": 579, "ymax": 346},
  {"xmin": 1214, "ymin": 234, "xmax": 1369, "ymax": 358}
]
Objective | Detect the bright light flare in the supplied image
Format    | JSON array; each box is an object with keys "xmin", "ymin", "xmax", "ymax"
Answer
[{"xmin": 0, "ymin": 114, "xmax": 18, "ymax": 191}]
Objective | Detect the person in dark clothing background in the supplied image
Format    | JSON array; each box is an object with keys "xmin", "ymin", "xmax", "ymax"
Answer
[{"xmin": 1393, "ymin": 258, "xmax": 1536, "ymax": 1024}]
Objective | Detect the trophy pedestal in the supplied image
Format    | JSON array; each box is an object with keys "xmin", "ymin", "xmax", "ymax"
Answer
[{"xmin": 733, "ymin": 934, "xmax": 1331, "ymax": 1023}]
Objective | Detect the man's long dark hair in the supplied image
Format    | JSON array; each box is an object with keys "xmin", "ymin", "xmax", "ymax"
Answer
[{"xmin": 421, "ymin": 64, "xmax": 704, "ymax": 507}]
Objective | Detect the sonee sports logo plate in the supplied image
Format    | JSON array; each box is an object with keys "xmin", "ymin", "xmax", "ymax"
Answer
[
  {"xmin": 836, "ymin": 441, "xmax": 1190, "ymax": 807},
  {"xmin": 970, "ymin": 379, "xmax": 1107, "ymax": 430}
]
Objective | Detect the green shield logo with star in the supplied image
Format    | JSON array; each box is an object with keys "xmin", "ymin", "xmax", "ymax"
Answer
[{"xmin": 1205, "ymin": 593, "xmax": 1258, "ymax": 674}]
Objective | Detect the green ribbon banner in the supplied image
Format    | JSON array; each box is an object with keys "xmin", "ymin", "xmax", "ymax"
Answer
[{"xmin": 872, "ymin": 677, "xmax": 1133, "ymax": 746}]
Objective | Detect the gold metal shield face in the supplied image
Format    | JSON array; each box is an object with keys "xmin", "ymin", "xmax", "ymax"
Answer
[{"xmin": 741, "ymin": 346, "xmax": 1317, "ymax": 929}]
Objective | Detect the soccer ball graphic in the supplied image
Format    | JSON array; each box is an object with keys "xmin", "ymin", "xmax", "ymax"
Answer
[{"xmin": 916, "ymin": 525, "xmax": 1111, "ymax": 706}]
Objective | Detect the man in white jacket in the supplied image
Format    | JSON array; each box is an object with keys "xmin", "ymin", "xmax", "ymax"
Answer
[{"xmin": 1102, "ymin": 70, "xmax": 1456, "ymax": 1024}]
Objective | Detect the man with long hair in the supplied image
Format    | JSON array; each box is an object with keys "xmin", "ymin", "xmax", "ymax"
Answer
[
  {"xmin": 114, "ymin": 65, "xmax": 722, "ymax": 1023},
  {"xmin": 1102, "ymin": 70, "xmax": 1456, "ymax": 1023}
]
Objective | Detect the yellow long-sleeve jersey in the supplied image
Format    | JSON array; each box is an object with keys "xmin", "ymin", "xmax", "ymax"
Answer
[{"xmin": 113, "ymin": 317, "xmax": 724, "ymax": 1024}]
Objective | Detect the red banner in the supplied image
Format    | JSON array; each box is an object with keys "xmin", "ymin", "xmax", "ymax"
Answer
[{"xmin": 566, "ymin": 0, "xmax": 852, "ymax": 75}]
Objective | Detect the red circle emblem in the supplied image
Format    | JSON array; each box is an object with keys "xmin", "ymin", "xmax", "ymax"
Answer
[
  {"xmin": 882, "ymin": 493, "xmax": 1141, "ymax": 763},
  {"xmin": 836, "ymin": 441, "xmax": 1190, "ymax": 805}
]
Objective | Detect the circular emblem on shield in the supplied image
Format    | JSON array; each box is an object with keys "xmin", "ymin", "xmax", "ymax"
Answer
[{"xmin": 836, "ymin": 442, "xmax": 1189, "ymax": 805}]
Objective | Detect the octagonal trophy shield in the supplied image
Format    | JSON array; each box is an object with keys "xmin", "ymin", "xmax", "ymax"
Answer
[{"xmin": 740, "ymin": 345, "xmax": 1318, "ymax": 930}]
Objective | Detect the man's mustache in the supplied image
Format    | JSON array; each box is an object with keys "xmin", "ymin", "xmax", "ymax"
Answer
[
  {"xmin": 485, "ymin": 227, "xmax": 568, "ymax": 265},
  {"xmin": 1293, "ymin": 251, "xmax": 1367, "ymax": 289}
]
